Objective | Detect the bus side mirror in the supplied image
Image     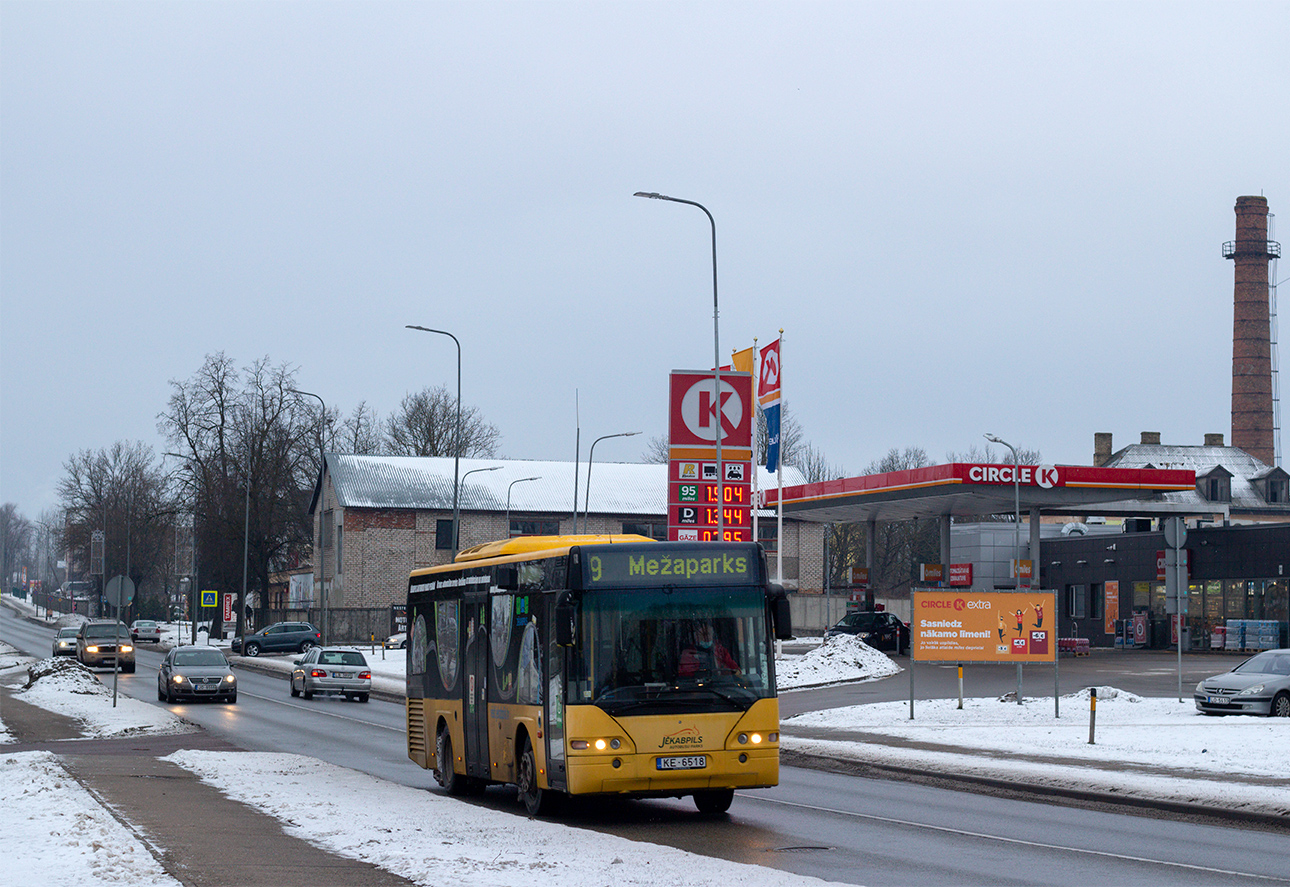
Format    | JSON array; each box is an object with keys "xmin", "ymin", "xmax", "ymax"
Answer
[
  {"xmin": 774, "ymin": 597, "xmax": 793, "ymax": 640},
  {"xmin": 769, "ymin": 584, "xmax": 792, "ymax": 640},
  {"xmin": 555, "ymin": 594, "xmax": 576, "ymax": 646}
]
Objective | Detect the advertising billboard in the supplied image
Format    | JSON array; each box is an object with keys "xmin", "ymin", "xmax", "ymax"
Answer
[{"xmin": 911, "ymin": 590, "xmax": 1056, "ymax": 663}]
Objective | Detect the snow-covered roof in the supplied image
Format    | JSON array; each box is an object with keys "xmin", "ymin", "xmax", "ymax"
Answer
[
  {"xmin": 1097, "ymin": 445, "xmax": 1290, "ymax": 515},
  {"xmin": 318, "ymin": 454, "xmax": 807, "ymax": 517}
]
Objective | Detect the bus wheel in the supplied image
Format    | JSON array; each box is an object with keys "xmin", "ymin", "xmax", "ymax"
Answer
[
  {"xmin": 436, "ymin": 729, "xmax": 467, "ymax": 796},
  {"xmin": 517, "ymin": 736, "xmax": 552, "ymax": 816},
  {"xmin": 694, "ymin": 789, "xmax": 734, "ymax": 815}
]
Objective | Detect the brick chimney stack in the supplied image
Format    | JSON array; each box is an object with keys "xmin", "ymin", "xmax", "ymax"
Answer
[{"xmin": 1226, "ymin": 195, "xmax": 1278, "ymax": 466}]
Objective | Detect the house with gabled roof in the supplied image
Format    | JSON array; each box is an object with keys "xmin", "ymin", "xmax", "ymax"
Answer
[{"xmin": 305, "ymin": 454, "xmax": 819, "ymax": 610}]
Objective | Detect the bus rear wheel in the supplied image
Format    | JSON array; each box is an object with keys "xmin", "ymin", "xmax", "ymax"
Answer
[
  {"xmin": 436, "ymin": 729, "xmax": 468, "ymax": 796},
  {"xmin": 517, "ymin": 736, "xmax": 554, "ymax": 816},
  {"xmin": 694, "ymin": 788, "xmax": 734, "ymax": 814}
]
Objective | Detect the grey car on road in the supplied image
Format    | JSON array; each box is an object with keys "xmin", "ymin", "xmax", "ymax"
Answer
[
  {"xmin": 1194, "ymin": 649, "xmax": 1290, "ymax": 717},
  {"xmin": 290, "ymin": 647, "xmax": 371, "ymax": 702},
  {"xmin": 158, "ymin": 646, "xmax": 238, "ymax": 703}
]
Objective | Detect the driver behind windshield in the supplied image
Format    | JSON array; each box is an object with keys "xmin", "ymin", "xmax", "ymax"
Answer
[{"xmin": 679, "ymin": 621, "xmax": 740, "ymax": 678}]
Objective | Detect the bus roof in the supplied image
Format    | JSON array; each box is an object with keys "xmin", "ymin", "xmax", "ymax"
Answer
[{"xmin": 411, "ymin": 534, "xmax": 655, "ymax": 576}]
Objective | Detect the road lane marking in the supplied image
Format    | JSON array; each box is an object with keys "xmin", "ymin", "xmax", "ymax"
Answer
[
  {"xmin": 235, "ymin": 689, "xmax": 405, "ymax": 732},
  {"xmin": 740, "ymin": 794, "xmax": 1290, "ymax": 882}
]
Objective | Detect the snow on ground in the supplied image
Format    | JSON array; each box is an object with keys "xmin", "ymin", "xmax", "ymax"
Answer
[
  {"xmin": 783, "ymin": 689, "xmax": 1290, "ymax": 818},
  {"xmin": 2, "ymin": 751, "xmax": 183, "ymax": 887},
  {"xmin": 164, "ymin": 749, "xmax": 841, "ymax": 887},
  {"xmin": 775, "ymin": 634, "xmax": 901, "ymax": 689},
  {"xmin": 14, "ymin": 657, "xmax": 197, "ymax": 739}
]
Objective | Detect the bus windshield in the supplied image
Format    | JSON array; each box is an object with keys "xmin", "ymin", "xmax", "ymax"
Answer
[{"xmin": 570, "ymin": 586, "xmax": 773, "ymax": 715}]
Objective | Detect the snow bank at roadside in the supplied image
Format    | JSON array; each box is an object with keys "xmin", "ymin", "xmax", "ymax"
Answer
[
  {"xmin": 17, "ymin": 657, "xmax": 194, "ymax": 739},
  {"xmin": 776, "ymin": 634, "xmax": 901, "ymax": 689}
]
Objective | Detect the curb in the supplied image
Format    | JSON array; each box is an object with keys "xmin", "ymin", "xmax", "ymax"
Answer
[{"xmin": 780, "ymin": 747, "xmax": 1290, "ymax": 830}]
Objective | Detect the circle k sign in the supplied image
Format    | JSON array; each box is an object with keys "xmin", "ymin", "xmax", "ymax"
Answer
[{"xmin": 668, "ymin": 371, "xmax": 752, "ymax": 448}]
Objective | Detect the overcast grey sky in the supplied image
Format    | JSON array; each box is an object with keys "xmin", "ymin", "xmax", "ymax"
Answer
[{"xmin": 3, "ymin": 1, "xmax": 1287, "ymax": 519}]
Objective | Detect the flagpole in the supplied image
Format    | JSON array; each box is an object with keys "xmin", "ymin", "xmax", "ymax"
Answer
[
  {"xmin": 750, "ymin": 338, "xmax": 760, "ymax": 548},
  {"xmin": 776, "ymin": 329, "xmax": 784, "ymax": 586}
]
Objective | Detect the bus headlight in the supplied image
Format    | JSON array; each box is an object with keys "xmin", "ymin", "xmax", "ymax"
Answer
[
  {"xmin": 750, "ymin": 733, "xmax": 762, "ymax": 744},
  {"xmin": 594, "ymin": 739, "xmax": 607, "ymax": 751}
]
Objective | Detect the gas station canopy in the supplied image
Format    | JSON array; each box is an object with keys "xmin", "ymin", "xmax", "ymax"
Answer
[{"xmin": 765, "ymin": 463, "xmax": 1197, "ymax": 524}]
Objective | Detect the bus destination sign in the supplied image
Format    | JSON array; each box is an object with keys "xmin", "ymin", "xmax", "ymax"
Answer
[{"xmin": 580, "ymin": 545, "xmax": 758, "ymax": 588}]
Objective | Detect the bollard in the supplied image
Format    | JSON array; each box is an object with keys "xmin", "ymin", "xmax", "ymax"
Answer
[
  {"xmin": 1088, "ymin": 687, "xmax": 1097, "ymax": 744},
  {"xmin": 957, "ymin": 664, "xmax": 964, "ymax": 710}
]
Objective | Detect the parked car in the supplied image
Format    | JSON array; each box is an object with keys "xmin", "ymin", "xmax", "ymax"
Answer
[
  {"xmin": 290, "ymin": 647, "xmax": 372, "ymax": 702},
  {"xmin": 1194, "ymin": 649, "xmax": 1290, "ymax": 717},
  {"xmin": 130, "ymin": 619, "xmax": 162, "ymax": 643},
  {"xmin": 383, "ymin": 631, "xmax": 407, "ymax": 649},
  {"xmin": 824, "ymin": 610, "xmax": 910, "ymax": 654},
  {"xmin": 76, "ymin": 620, "xmax": 135, "ymax": 672},
  {"xmin": 52, "ymin": 626, "xmax": 80, "ymax": 657},
  {"xmin": 157, "ymin": 646, "xmax": 237, "ymax": 704},
  {"xmin": 230, "ymin": 622, "xmax": 321, "ymax": 657}
]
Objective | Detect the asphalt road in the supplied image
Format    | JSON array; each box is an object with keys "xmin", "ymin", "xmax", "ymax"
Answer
[{"xmin": 4, "ymin": 609, "xmax": 1288, "ymax": 886}]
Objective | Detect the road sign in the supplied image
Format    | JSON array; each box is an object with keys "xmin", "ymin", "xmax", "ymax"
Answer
[
  {"xmin": 104, "ymin": 575, "xmax": 136, "ymax": 608},
  {"xmin": 201, "ymin": 590, "xmax": 217, "ymax": 608}
]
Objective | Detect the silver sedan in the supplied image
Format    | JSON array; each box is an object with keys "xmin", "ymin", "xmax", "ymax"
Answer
[
  {"xmin": 290, "ymin": 647, "xmax": 372, "ymax": 702},
  {"xmin": 1194, "ymin": 649, "xmax": 1290, "ymax": 717}
]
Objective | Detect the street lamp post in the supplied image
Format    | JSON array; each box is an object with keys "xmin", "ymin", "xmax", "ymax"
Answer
[
  {"xmin": 506, "ymin": 476, "xmax": 541, "ymax": 537},
  {"xmin": 406, "ymin": 326, "xmax": 463, "ymax": 556},
  {"xmin": 635, "ymin": 191, "xmax": 725, "ymax": 541},
  {"xmin": 290, "ymin": 388, "xmax": 329, "ymax": 643},
  {"xmin": 456, "ymin": 466, "xmax": 502, "ymax": 553},
  {"xmin": 165, "ymin": 453, "xmax": 202, "ymax": 644},
  {"xmin": 985, "ymin": 432, "xmax": 1024, "ymax": 705},
  {"xmin": 584, "ymin": 432, "xmax": 641, "ymax": 534}
]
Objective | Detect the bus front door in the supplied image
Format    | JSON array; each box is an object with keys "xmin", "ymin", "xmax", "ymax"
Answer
[{"xmin": 463, "ymin": 592, "xmax": 491, "ymax": 780}]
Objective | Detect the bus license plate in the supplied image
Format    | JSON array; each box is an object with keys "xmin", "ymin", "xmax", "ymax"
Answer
[{"xmin": 656, "ymin": 755, "xmax": 706, "ymax": 771}]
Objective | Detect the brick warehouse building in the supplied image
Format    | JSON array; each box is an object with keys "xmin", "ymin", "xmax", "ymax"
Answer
[{"xmin": 305, "ymin": 454, "xmax": 821, "ymax": 612}]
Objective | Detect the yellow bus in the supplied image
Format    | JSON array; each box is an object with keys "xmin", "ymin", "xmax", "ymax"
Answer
[{"xmin": 405, "ymin": 535, "xmax": 792, "ymax": 815}]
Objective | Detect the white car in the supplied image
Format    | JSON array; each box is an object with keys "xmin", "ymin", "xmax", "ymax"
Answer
[
  {"xmin": 383, "ymin": 632, "xmax": 407, "ymax": 649},
  {"xmin": 130, "ymin": 620, "xmax": 162, "ymax": 643}
]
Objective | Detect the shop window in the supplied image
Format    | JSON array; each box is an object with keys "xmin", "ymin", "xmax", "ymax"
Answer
[
  {"xmin": 435, "ymin": 519, "xmax": 455, "ymax": 550},
  {"xmin": 621, "ymin": 522, "xmax": 667, "ymax": 541},
  {"xmin": 1067, "ymin": 584, "xmax": 1087, "ymax": 619},
  {"xmin": 510, "ymin": 519, "xmax": 559, "ymax": 538},
  {"xmin": 1089, "ymin": 584, "xmax": 1103, "ymax": 620},
  {"xmin": 757, "ymin": 522, "xmax": 779, "ymax": 553}
]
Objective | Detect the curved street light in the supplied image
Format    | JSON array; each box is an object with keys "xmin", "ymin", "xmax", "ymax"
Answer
[
  {"xmin": 506, "ymin": 476, "xmax": 542, "ymax": 537},
  {"xmin": 406, "ymin": 325, "xmax": 463, "ymax": 557},
  {"xmin": 984, "ymin": 432, "xmax": 1023, "ymax": 706},
  {"xmin": 635, "ymin": 191, "xmax": 725, "ymax": 540},
  {"xmin": 456, "ymin": 466, "xmax": 502, "ymax": 553},
  {"xmin": 290, "ymin": 388, "xmax": 329, "ymax": 643},
  {"xmin": 584, "ymin": 431, "xmax": 641, "ymax": 533}
]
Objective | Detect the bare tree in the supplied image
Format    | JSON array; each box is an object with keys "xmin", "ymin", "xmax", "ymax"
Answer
[
  {"xmin": 58, "ymin": 441, "xmax": 174, "ymax": 619},
  {"xmin": 860, "ymin": 447, "xmax": 940, "ymax": 600},
  {"xmin": 160, "ymin": 353, "xmax": 315, "ymax": 634},
  {"xmin": 640, "ymin": 434, "xmax": 669, "ymax": 464},
  {"xmin": 384, "ymin": 385, "xmax": 500, "ymax": 457},
  {"xmin": 0, "ymin": 503, "xmax": 33, "ymax": 590},
  {"xmin": 340, "ymin": 401, "xmax": 383, "ymax": 455}
]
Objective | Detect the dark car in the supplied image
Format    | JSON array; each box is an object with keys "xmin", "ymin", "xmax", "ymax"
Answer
[
  {"xmin": 230, "ymin": 621, "xmax": 321, "ymax": 657},
  {"xmin": 290, "ymin": 647, "xmax": 372, "ymax": 702},
  {"xmin": 1194, "ymin": 648, "xmax": 1290, "ymax": 717},
  {"xmin": 158, "ymin": 646, "xmax": 238, "ymax": 704},
  {"xmin": 824, "ymin": 610, "xmax": 910, "ymax": 654},
  {"xmin": 76, "ymin": 620, "xmax": 136, "ymax": 671}
]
